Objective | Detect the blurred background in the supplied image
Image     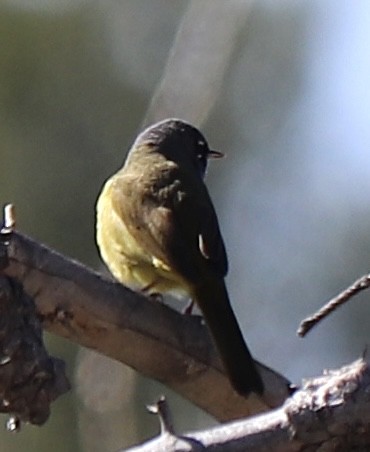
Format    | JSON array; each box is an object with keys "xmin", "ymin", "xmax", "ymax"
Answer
[{"xmin": 1, "ymin": 0, "xmax": 370, "ymax": 450}]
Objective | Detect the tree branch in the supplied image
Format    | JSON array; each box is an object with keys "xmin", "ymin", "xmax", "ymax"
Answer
[
  {"xmin": 298, "ymin": 274, "xmax": 370, "ymax": 337},
  {"xmin": 1, "ymin": 229, "xmax": 291, "ymax": 422},
  {"xmin": 126, "ymin": 359, "xmax": 370, "ymax": 451}
]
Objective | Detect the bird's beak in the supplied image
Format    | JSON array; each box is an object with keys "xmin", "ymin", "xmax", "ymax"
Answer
[{"xmin": 208, "ymin": 149, "xmax": 224, "ymax": 159}]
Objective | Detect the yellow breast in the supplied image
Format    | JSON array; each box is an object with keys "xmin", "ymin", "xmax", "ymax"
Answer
[{"xmin": 96, "ymin": 178, "xmax": 188, "ymax": 296}]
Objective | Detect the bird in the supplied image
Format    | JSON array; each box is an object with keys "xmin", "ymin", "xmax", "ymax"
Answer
[{"xmin": 96, "ymin": 118, "xmax": 263, "ymax": 396}]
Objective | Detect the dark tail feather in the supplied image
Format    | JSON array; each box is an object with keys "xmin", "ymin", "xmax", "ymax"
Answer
[{"xmin": 193, "ymin": 280, "xmax": 263, "ymax": 396}]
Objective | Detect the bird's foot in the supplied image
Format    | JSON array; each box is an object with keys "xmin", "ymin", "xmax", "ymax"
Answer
[{"xmin": 147, "ymin": 292, "xmax": 164, "ymax": 304}]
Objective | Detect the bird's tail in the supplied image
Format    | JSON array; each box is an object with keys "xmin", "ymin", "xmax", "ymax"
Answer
[{"xmin": 193, "ymin": 279, "xmax": 263, "ymax": 396}]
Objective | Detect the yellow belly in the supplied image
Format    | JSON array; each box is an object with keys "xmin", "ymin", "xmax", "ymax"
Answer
[{"xmin": 96, "ymin": 179, "xmax": 188, "ymax": 296}]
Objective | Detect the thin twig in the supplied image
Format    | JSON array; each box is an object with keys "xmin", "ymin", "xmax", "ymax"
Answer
[
  {"xmin": 298, "ymin": 274, "xmax": 370, "ymax": 337},
  {"xmin": 147, "ymin": 396, "xmax": 175, "ymax": 435}
]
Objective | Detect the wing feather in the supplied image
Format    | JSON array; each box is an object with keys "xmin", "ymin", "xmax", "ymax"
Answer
[{"xmin": 110, "ymin": 169, "xmax": 228, "ymax": 286}]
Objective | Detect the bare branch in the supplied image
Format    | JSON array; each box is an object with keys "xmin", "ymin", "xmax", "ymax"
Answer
[
  {"xmin": 126, "ymin": 359, "xmax": 370, "ymax": 451},
  {"xmin": 298, "ymin": 274, "xmax": 370, "ymax": 337},
  {"xmin": 1, "ymin": 229, "xmax": 291, "ymax": 422}
]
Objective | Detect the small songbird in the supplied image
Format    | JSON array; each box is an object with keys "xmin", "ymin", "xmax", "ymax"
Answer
[{"xmin": 96, "ymin": 119, "xmax": 263, "ymax": 396}]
